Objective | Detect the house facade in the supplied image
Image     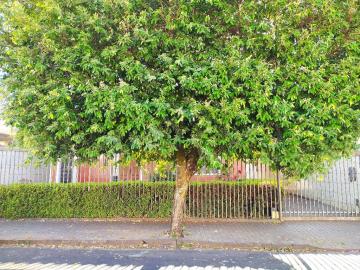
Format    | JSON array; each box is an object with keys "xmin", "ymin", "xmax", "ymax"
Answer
[{"xmin": 49, "ymin": 157, "xmax": 258, "ymax": 183}]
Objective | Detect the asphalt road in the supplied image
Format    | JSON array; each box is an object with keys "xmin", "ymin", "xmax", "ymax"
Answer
[{"xmin": 0, "ymin": 247, "xmax": 359, "ymax": 270}]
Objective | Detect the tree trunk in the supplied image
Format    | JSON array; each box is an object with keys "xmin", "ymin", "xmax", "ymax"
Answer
[{"xmin": 171, "ymin": 147, "xmax": 198, "ymax": 237}]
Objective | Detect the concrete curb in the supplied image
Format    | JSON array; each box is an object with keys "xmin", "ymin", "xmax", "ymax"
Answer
[
  {"xmin": 1, "ymin": 239, "xmax": 359, "ymax": 253},
  {"xmin": 0, "ymin": 239, "xmax": 177, "ymax": 250},
  {"xmin": 176, "ymin": 240, "xmax": 360, "ymax": 253}
]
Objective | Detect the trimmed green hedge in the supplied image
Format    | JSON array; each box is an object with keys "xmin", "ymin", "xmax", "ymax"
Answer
[{"xmin": 0, "ymin": 181, "xmax": 279, "ymax": 219}]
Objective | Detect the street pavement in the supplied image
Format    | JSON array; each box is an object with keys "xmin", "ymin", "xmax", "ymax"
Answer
[{"xmin": 0, "ymin": 247, "xmax": 360, "ymax": 270}]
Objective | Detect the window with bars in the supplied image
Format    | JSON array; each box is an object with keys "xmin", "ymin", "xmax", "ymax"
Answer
[{"xmin": 60, "ymin": 160, "xmax": 72, "ymax": 183}]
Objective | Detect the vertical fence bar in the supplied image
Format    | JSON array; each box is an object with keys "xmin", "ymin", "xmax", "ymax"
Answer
[
  {"xmin": 9, "ymin": 150, "xmax": 14, "ymax": 184},
  {"xmin": 10, "ymin": 150, "xmax": 18, "ymax": 184},
  {"xmin": 244, "ymin": 161, "xmax": 248, "ymax": 218},
  {"xmin": 341, "ymin": 158, "xmax": 345, "ymax": 216},
  {"xmin": 276, "ymin": 169, "xmax": 283, "ymax": 221},
  {"xmin": 259, "ymin": 161, "xmax": 263, "ymax": 218},
  {"xmin": 348, "ymin": 157, "xmax": 354, "ymax": 216},
  {"xmin": 323, "ymin": 169, "xmax": 327, "ymax": 216},
  {"xmin": 312, "ymin": 173, "xmax": 316, "ymax": 216},
  {"xmin": 0, "ymin": 149, "xmax": 4, "ymax": 185},
  {"xmin": 1, "ymin": 150, "xmax": 5, "ymax": 185},
  {"xmin": 291, "ymin": 171, "xmax": 295, "ymax": 217},
  {"xmin": 193, "ymin": 177, "xmax": 196, "ymax": 217},
  {"xmin": 345, "ymin": 158, "xmax": 351, "ymax": 216},
  {"xmin": 356, "ymin": 155, "xmax": 360, "ymax": 216},
  {"xmin": 332, "ymin": 159, "xmax": 341, "ymax": 216},
  {"xmin": 340, "ymin": 158, "xmax": 346, "ymax": 216},
  {"xmin": 6, "ymin": 149, "xmax": 11, "ymax": 185},
  {"xmin": 330, "ymin": 163, "xmax": 336, "ymax": 216},
  {"xmin": 225, "ymin": 166, "xmax": 228, "ymax": 218},
  {"xmin": 6, "ymin": 149, "xmax": 10, "ymax": 185}
]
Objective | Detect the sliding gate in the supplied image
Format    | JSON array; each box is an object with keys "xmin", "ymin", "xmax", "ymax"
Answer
[{"xmin": 282, "ymin": 154, "xmax": 360, "ymax": 218}]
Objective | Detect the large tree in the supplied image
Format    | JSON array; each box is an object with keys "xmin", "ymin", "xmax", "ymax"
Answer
[{"xmin": 0, "ymin": 0, "xmax": 359, "ymax": 236}]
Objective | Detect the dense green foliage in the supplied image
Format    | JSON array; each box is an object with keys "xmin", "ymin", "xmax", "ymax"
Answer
[
  {"xmin": 0, "ymin": 182, "xmax": 174, "ymax": 218},
  {"xmin": 0, "ymin": 181, "xmax": 277, "ymax": 219},
  {"xmin": 0, "ymin": 0, "xmax": 359, "ymax": 176}
]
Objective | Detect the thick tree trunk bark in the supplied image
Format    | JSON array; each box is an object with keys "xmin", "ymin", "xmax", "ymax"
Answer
[{"xmin": 171, "ymin": 147, "xmax": 198, "ymax": 237}]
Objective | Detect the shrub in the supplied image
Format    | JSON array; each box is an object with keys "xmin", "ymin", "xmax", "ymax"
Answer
[{"xmin": 0, "ymin": 181, "xmax": 279, "ymax": 219}]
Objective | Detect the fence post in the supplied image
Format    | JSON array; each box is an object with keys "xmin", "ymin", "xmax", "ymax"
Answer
[{"xmin": 276, "ymin": 169, "xmax": 283, "ymax": 221}]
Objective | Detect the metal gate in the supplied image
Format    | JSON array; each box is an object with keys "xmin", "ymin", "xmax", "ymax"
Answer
[
  {"xmin": 282, "ymin": 154, "xmax": 360, "ymax": 218},
  {"xmin": 0, "ymin": 148, "xmax": 50, "ymax": 184}
]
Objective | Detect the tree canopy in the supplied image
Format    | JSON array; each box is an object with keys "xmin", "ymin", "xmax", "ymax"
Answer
[{"xmin": 0, "ymin": 0, "xmax": 359, "ymax": 177}]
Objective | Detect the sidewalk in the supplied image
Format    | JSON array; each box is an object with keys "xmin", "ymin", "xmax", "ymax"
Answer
[{"xmin": 0, "ymin": 219, "xmax": 359, "ymax": 252}]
